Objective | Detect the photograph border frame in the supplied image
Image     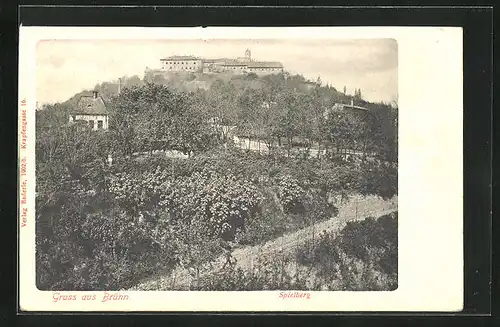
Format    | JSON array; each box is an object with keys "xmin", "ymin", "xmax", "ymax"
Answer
[{"xmin": 8, "ymin": 4, "xmax": 493, "ymax": 320}]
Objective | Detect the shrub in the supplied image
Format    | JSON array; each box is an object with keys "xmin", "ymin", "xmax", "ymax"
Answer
[
  {"xmin": 339, "ymin": 213, "xmax": 398, "ymax": 276},
  {"xmin": 36, "ymin": 137, "xmax": 396, "ymax": 290},
  {"xmin": 295, "ymin": 213, "xmax": 397, "ymax": 291},
  {"xmin": 192, "ymin": 256, "xmax": 313, "ymax": 291},
  {"xmin": 275, "ymin": 175, "xmax": 306, "ymax": 214}
]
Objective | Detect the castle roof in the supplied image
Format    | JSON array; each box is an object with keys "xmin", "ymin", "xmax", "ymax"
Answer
[
  {"xmin": 161, "ymin": 55, "xmax": 200, "ymax": 61},
  {"xmin": 74, "ymin": 93, "xmax": 108, "ymax": 115},
  {"xmin": 203, "ymin": 58, "xmax": 231, "ymax": 63},
  {"xmin": 159, "ymin": 52, "xmax": 284, "ymax": 70},
  {"xmin": 221, "ymin": 60, "xmax": 248, "ymax": 66},
  {"xmin": 247, "ymin": 61, "xmax": 283, "ymax": 68}
]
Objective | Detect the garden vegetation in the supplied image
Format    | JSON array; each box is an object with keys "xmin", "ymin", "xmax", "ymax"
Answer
[{"xmin": 36, "ymin": 72, "xmax": 397, "ymax": 290}]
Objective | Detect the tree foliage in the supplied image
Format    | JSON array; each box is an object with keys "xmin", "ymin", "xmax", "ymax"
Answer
[
  {"xmin": 35, "ymin": 72, "xmax": 398, "ymax": 291},
  {"xmin": 296, "ymin": 213, "xmax": 397, "ymax": 291}
]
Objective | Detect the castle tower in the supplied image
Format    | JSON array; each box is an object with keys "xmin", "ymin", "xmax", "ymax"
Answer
[{"xmin": 245, "ymin": 48, "xmax": 251, "ymax": 61}]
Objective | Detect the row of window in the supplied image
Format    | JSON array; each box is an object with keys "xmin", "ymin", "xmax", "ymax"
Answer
[
  {"xmin": 163, "ymin": 66, "xmax": 199, "ymax": 70},
  {"xmin": 88, "ymin": 120, "xmax": 104, "ymax": 129},
  {"xmin": 163, "ymin": 61, "xmax": 199, "ymax": 65},
  {"xmin": 249, "ymin": 68, "xmax": 282, "ymax": 71},
  {"xmin": 224, "ymin": 67, "xmax": 281, "ymax": 72},
  {"xmin": 161, "ymin": 65, "xmax": 281, "ymax": 72}
]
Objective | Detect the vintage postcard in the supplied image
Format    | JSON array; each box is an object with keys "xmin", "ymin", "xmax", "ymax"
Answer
[{"xmin": 19, "ymin": 26, "xmax": 463, "ymax": 312}]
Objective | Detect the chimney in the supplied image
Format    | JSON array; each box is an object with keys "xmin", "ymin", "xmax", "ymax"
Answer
[{"xmin": 92, "ymin": 91, "xmax": 98, "ymax": 99}]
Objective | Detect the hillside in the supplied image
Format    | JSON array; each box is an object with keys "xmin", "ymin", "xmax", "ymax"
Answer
[
  {"xmin": 130, "ymin": 194, "xmax": 397, "ymax": 291},
  {"xmin": 37, "ymin": 70, "xmax": 398, "ymax": 166},
  {"xmin": 60, "ymin": 70, "xmax": 395, "ymax": 113},
  {"xmin": 35, "ymin": 71, "xmax": 399, "ymax": 292}
]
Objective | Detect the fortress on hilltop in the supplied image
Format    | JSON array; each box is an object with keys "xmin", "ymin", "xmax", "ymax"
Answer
[{"xmin": 157, "ymin": 49, "xmax": 284, "ymax": 75}]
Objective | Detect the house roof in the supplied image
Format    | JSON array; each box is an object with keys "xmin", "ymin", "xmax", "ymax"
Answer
[
  {"xmin": 74, "ymin": 95, "xmax": 108, "ymax": 115},
  {"xmin": 332, "ymin": 103, "xmax": 370, "ymax": 112},
  {"xmin": 161, "ymin": 55, "xmax": 200, "ymax": 61},
  {"xmin": 343, "ymin": 104, "xmax": 370, "ymax": 111},
  {"xmin": 247, "ymin": 61, "xmax": 283, "ymax": 68}
]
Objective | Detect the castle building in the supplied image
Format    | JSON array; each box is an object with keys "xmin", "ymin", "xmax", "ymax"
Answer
[
  {"xmin": 158, "ymin": 49, "xmax": 284, "ymax": 75},
  {"xmin": 246, "ymin": 61, "xmax": 284, "ymax": 75},
  {"xmin": 236, "ymin": 48, "xmax": 252, "ymax": 62},
  {"xmin": 160, "ymin": 55, "xmax": 203, "ymax": 72},
  {"xmin": 69, "ymin": 91, "xmax": 109, "ymax": 130},
  {"xmin": 220, "ymin": 60, "xmax": 248, "ymax": 73}
]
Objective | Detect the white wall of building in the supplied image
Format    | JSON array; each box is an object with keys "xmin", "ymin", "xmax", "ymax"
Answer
[
  {"xmin": 247, "ymin": 67, "xmax": 283, "ymax": 75},
  {"xmin": 70, "ymin": 114, "xmax": 109, "ymax": 130},
  {"xmin": 159, "ymin": 56, "xmax": 283, "ymax": 75},
  {"xmin": 161, "ymin": 59, "xmax": 203, "ymax": 72},
  {"xmin": 223, "ymin": 65, "xmax": 247, "ymax": 73}
]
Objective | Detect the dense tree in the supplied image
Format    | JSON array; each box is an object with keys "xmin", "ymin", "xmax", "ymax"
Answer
[
  {"xmin": 108, "ymin": 83, "xmax": 221, "ymax": 156},
  {"xmin": 35, "ymin": 71, "xmax": 398, "ymax": 291},
  {"xmin": 207, "ymin": 79, "xmax": 240, "ymax": 143}
]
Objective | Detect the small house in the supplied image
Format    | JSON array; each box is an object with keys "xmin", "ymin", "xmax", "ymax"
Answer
[
  {"xmin": 69, "ymin": 91, "xmax": 109, "ymax": 130},
  {"xmin": 324, "ymin": 99, "xmax": 370, "ymax": 119}
]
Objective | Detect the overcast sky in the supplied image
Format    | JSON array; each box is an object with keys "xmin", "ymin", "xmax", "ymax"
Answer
[{"xmin": 36, "ymin": 38, "xmax": 397, "ymax": 105}]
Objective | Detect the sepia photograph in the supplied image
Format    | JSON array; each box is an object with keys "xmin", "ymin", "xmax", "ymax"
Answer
[{"xmin": 34, "ymin": 38, "xmax": 398, "ymax": 292}]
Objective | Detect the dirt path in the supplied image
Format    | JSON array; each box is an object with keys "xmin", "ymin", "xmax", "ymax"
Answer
[{"xmin": 128, "ymin": 194, "xmax": 397, "ymax": 291}]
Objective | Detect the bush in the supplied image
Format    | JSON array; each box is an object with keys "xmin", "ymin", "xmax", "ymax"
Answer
[
  {"xmin": 36, "ymin": 132, "xmax": 396, "ymax": 290},
  {"xmin": 35, "ymin": 178, "xmax": 181, "ymax": 291},
  {"xmin": 339, "ymin": 213, "xmax": 398, "ymax": 276},
  {"xmin": 295, "ymin": 213, "xmax": 397, "ymax": 291},
  {"xmin": 237, "ymin": 189, "xmax": 286, "ymax": 245},
  {"xmin": 192, "ymin": 256, "xmax": 314, "ymax": 291},
  {"xmin": 275, "ymin": 175, "xmax": 306, "ymax": 214}
]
